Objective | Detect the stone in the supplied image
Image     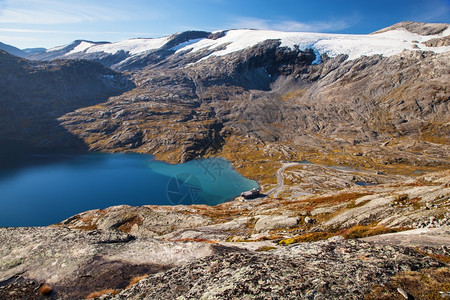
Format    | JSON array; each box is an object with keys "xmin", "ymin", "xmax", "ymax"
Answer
[
  {"xmin": 397, "ymin": 287, "xmax": 409, "ymax": 299},
  {"xmin": 111, "ymin": 239, "xmax": 445, "ymax": 300},
  {"xmin": 254, "ymin": 215, "xmax": 300, "ymax": 233},
  {"xmin": 304, "ymin": 216, "xmax": 316, "ymax": 225}
]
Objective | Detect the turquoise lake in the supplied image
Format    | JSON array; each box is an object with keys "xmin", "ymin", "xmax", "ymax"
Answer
[{"xmin": 0, "ymin": 153, "xmax": 258, "ymax": 227}]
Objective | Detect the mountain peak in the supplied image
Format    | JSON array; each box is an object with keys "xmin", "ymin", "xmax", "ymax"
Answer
[{"xmin": 371, "ymin": 21, "xmax": 449, "ymax": 36}]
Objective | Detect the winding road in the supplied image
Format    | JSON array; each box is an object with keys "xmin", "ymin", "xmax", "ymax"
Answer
[
  {"xmin": 266, "ymin": 162, "xmax": 302, "ymax": 198},
  {"xmin": 265, "ymin": 161, "xmax": 383, "ymax": 198}
]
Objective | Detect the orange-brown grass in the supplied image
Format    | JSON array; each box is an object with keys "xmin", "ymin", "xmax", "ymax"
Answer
[
  {"xmin": 338, "ymin": 224, "xmax": 407, "ymax": 239},
  {"xmin": 280, "ymin": 192, "xmax": 369, "ymax": 206},
  {"xmin": 116, "ymin": 215, "xmax": 143, "ymax": 233},
  {"xmin": 279, "ymin": 225, "xmax": 408, "ymax": 246},
  {"xmin": 365, "ymin": 267, "xmax": 450, "ymax": 300},
  {"xmin": 279, "ymin": 193, "xmax": 370, "ymax": 213},
  {"xmin": 346, "ymin": 199, "xmax": 371, "ymax": 209},
  {"xmin": 416, "ymin": 249, "xmax": 450, "ymax": 264},
  {"xmin": 85, "ymin": 289, "xmax": 120, "ymax": 299},
  {"xmin": 126, "ymin": 274, "xmax": 149, "ymax": 289},
  {"xmin": 56, "ymin": 210, "xmax": 107, "ymax": 230},
  {"xmin": 309, "ymin": 193, "xmax": 369, "ymax": 205},
  {"xmin": 39, "ymin": 284, "xmax": 52, "ymax": 295}
]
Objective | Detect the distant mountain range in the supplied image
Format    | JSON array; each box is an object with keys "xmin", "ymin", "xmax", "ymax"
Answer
[
  {"xmin": 0, "ymin": 42, "xmax": 46, "ymax": 57},
  {"xmin": 2, "ymin": 21, "xmax": 448, "ymax": 72},
  {"xmin": 17, "ymin": 21, "xmax": 450, "ymax": 71},
  {"xmin": 0, "ymin": 42, "xmax": 26, "ymax": 57}
]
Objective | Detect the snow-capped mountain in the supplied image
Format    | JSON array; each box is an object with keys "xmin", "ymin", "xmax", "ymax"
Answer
[
  {"xmin": 26, "ymin": 21, "xmax": 450, "ymax": 70},
  {"xmin": 2, "ymin": 22, "xmax": 449, "ymax": 164}
]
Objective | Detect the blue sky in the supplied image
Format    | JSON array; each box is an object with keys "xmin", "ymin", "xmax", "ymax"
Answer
[{"xmin": 0, "ymin": 0, "xmax": 449, "ymax": 49}]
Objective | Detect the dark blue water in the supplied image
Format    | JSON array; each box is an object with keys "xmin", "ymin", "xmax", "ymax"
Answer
[{"xmin": 0, "ymin": 153, "xmax": 258, "ymax": 227}]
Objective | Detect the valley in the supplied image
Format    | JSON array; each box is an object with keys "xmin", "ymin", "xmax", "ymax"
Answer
[{"xmin": 0, "ymin": 21, "xmax": 449, "ymax": 299}]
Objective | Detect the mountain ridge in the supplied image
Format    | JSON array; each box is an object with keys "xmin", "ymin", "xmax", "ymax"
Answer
[
  {"xmin": 23, "ymin": 21, "xmax": 450, "ymax": 71},
  {"xmin": 0, "ymin": 41, "xmax": 26, "ymax": 57}
]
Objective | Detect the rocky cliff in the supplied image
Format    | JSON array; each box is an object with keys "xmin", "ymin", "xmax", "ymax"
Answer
[{"xmin": 0, "ymin": 50, "xmax": 134, "ymax": 158}]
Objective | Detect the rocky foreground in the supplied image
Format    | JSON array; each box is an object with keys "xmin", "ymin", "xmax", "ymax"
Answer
[{"xmin": 1, "ymin": 169, "xmax": 449, "ymax": 299}]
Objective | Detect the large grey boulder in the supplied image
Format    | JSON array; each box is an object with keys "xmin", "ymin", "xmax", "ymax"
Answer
[{"xmin": 254, "ymin": 215, "xmax": 300, "ymax": 233}]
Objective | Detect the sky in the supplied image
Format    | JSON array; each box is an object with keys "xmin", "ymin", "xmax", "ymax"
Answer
[{"xmin": 0, "ymin": 0, "xmax": 449, "ymax": 49}]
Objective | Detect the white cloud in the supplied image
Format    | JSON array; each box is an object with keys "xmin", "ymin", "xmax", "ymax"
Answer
[
  {"xmin": 413, "ymin": 0, "xmax": 450, "ymax": 21},
  {"xmin": 0, "ymin": 28, "xmax": 152, "ymax": 36},
  {"xmin": 0, "ymin": 0, "xmax": 141, "ymax": 24},
  {"xmin": 0, "ymin": 28, "xmax": 57, "ymax": 33},
  {"xmin": 230, "ymin": 17, "xmax": 355, "ymax": 33}
]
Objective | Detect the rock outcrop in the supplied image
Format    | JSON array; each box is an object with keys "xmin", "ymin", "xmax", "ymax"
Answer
[{"xmin": 113, "ymin": 238, "xmax": 445, "ymax": 300}]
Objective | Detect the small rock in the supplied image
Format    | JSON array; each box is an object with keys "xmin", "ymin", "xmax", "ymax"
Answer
[
  {"xmin": 327, "ymin": 236, "xmax": 344, "ymax": 242},
  {"xmin": 304, "ymin": 217, "xmax": 316, "ymax": 225},
  {"xmin": 397, "ymin": 287, "xmax": 408, "ymax": 299}
]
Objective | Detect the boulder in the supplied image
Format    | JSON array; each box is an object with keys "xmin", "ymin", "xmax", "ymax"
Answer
[{"xmin": 254, "ymin": 215, "xmax": 300, "ymax": 233}]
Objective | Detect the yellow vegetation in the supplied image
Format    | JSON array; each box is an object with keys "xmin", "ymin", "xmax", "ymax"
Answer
[
  {"xmin": 338, "ymin": 224, "xmax": 406, "ymax": 239},
  {"xmin": 280, "ymin": 89, "xmax": 306, "ymax": 101},
  {"xmin": 279, "ymin": 232, "xmax": 334, "ymax": 245},
  {"xmin": 255, "ymin": 246, "xmax": 277, "ymax": 251}
]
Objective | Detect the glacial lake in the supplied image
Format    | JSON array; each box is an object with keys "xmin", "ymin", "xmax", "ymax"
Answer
[{"xmin": 0, "ymin": 153, "xmax": 258, "ymax": 227}]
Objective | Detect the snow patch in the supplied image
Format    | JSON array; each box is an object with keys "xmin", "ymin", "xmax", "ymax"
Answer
[
  {"xmin": 86, "ymin": 37, "xmax": 169, "ymax": 55},
  {"xmin": 170, "ymin": 38, "xmax": 204, "ymax": 51},
  {"xmin": 175, "ymin": 28, "xmax": 450, "ymax": 62},
  {"xmin": 65, "ymin": 41, "xmax": 96, "ymax": 56},
  {"xmin": 48, "ymin": 44, "xmax": 67, "ymax": 52},
  {"xmin": 46, "ymin": 26, "xmax": 450, "ymax": 63}
]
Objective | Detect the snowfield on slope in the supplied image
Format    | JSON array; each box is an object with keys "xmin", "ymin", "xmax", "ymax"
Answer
[
  {"xmin": 49, "ymin": 25, "xmax": 450, "ymax": 62},
  {"xmin": 175, "ymin": 28, "xmax": 450, "ymax": 61}
]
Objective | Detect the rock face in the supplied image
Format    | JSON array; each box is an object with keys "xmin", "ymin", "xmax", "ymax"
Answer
[
  {"xmin": 2, "ymin": 22, "xmax": 449, "ymax": 173},
  {"xmin": 113, "ymin": 238, "xmax": 444, "ymax": 300},
  {"xmin": 46, "ymin": 22, "xmax": 450, "ymax": 172},
  {"xmin": 0, "ymin": 227, "xmax": 215, "ymax": 299},
  {"xmin": 0, "ymin": 50, "xmax": 134, "ymax": 155}
]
